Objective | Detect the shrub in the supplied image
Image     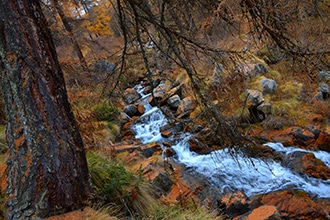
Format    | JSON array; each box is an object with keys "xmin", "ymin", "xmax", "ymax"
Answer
[
  {"xmin": 87, "ymin": 151, "xmax": 157, "ymax": 218},
  {"xmin": 93, "ymin": 103, "xmax": 119, "ymax": 121},
  {"xmin": 87, "ymin": 151, "xmax": 134, "ymax": 201}
]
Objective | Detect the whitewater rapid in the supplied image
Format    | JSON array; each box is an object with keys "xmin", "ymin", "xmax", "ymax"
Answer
[{"xmin": 131, "ymin": 86, "xmax": 330, "ymax": 198}]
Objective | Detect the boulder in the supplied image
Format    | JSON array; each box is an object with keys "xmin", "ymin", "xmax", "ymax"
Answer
[
  {"xmin": 123, "ymin": 88, "xmax": 141, "ymax": 104},
  {"xmin": 317, "ymin": 70, "xmax": 330, "ymax": 83},
  {"xmin": 317, "ymin": 82, "xmax": 330, "ymax": 100},
  {"xmin": 314, "ymin": 129, "xmax": 330, "ymax": 152},
  {"xmin": 315, "ymin": 70, "xmax": 330, "ymax": 100},
  {"xmin": 164, "ymin": 147, "xmax": 175, "ymax": 158},
  {"xmin": 257, "ymin": 102, "xmax": 272, "ymax": 115},
  {"xmin": 254, "ymin": 63, "xmax": 267, "ymax": 75},
  {"xmin": 237, "ymin": 205, "xmax": 281, "ymax": 220},
  {"xmin": 175, "ymin": 96, "xmax": 197, "ymax": 118},
  {"xmin": 92, "ymin": 59, "xmax": 115, "ymax": 74},
  {"xmin": 140, "ymin": 143, "xmax": 162, "ymax": 158},
  {"xmin": 149, "ymin": 82, "xmax": 182, "ymax": 107},
  {"xmin": 167, "ymin": 94, "xmax": 181, "ymax": 110},
  {"xmin": 123, "ymin": 104, "xmax": 138, "ymax": 117},
  {"xmin": 221, "ymin": 191, "xmax": 250, "ymax": 219},
  {"xmin": 245, "ymin": 89, "xmax": 264, "ymax": 107},
  {"xmin": 136, "ymin": 104, "xmax": 145, "ymax": 115},
  {"xmin": 282, "ymin": 151, "xmax": 330, "ymax": 180},
  {"xmin": 152, "ymin": 172, "xmax": 173, "ymax": 194},
  {"xmin": 301, "ymin": 153, "xmax": 330, "ymax": 180},
  {"xmin": 167, "ymin": 83, "xmax": 182, "ymax": 97},
  {"xmin": 188, "ymin": 137, "xmax": 212, "ymax": 154},
  {"xmin": 161, "ymin": 130, "xmax": 172, "ymax": 138},
  {"xmin": 243, "ymin": 145, "xmax": 281, "ymax": 161},
  {"xmin": 153, "ymin": 83, "xmax": 167, "ymax": 99},
  {"xmin": 90, "ymin": 59, "xmax": 116, "ymax": 82},
  {"xmin": 260, "ymin": 78, "xmax": 277, "ymax": 95},
  {"xmin": 318, "ymin": 82, "xmax": 330, "ymax": 93},
  {"xmin": 235, "ymin": 62, "xmax": 267, "ymax": 78},
  {"xmin": 160, "ymin": 122, "xmax": 184, "ymax": 134},
  {"xmin": 282, "ymin": 151, "xmax": 309, "ymax": 174},
  {"xmin": 253, "ymin": 126, "xmax": 317, "ymax": 149},
  {"xmin": 258, "ymin": 190, "xmax": 329, "ymax": 219},
  {"xmin": 148, "ymin": 83, "xmax": 167, "ymax": 106},
  {"xmin": 314, "ymin": 91, "xmax": 325, "ymax": 101}
]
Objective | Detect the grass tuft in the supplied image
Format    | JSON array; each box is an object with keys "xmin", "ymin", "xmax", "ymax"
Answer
[
  {"xmin": 93, "ymin": 103, "xmax": 120, "ymax": 122},
  {"xmin": 87, "ymin": 151, "xmax": 157, "ymax": 218}
]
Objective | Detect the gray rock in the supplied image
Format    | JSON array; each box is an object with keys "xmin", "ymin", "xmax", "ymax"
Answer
[
  {"xmin": 318, "ymin": 82, "xmax": 330, "ymax": 93},
  {"xmin": 246, "ymin": 89, "xmax": 264, "ymax": 107},
  {"xmin": 258, "ymin": 102, "xmax": 272, "ymax": 115},
  {"xmin": 281, "ymin": 151, "xmax": 308, "ymax": 174},
  {"xmin": 254, "ymin": 63, "xmax": 267, "ymax": 75},
  {"xmin": 313, "ymin": 92, "xmax": 323, "ymax": 101},
  {"xmin": 160, "ymin": 122, "xmax": 184, "ymax": 134},
  {"xmin": 235, "ymin": 62, "xmax": 267, "ymax": 78},
  {"xmin": 92, "ymin": 59, "xmax": 115, "ymax": 74},
  {"xmin": 89, "ymin": 59, "xmax": 116, "ymax": 82},
  {"xmin": 317, "ymin": 70, "xmax": 330, "ymax": 83},
  {"xmin": 167, "ymin": 94, "xmax": 181, "ymax": 109},
  {"xmin": 175, "ymin": 96, "xmax": 196, "ymax": 118},
  {"xmin": 123, "ymin": 88, "xmax": 142, "ymax": 104},
  {"xmin": 261, "ymin": 78, "xmax": 277, "ymax": 95},
  {"xmin": 316, "ymin": 82, "xmax": 330, "ymax": 100},
  {"xmin": 123, "ymin": 104, "xmax": 138, "ymax": 117},
  {"xmin": 153, "ymin": 172, "xmax": 173, "ymax": 195}
]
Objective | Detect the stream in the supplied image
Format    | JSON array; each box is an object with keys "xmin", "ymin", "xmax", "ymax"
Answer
[{"xmin": 131, "ymin": 85, "xmax": 330, "ymax": 198}]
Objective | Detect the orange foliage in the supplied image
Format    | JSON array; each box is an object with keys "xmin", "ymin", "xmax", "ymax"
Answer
[{"xmin": 84, "ymin": 5, "xmax": 113, "ymax": 36}]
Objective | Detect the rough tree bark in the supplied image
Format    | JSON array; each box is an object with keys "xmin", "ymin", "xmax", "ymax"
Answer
[{"xmin": 0, "ymin": 0, "xmax": 90, "ymax": 219}]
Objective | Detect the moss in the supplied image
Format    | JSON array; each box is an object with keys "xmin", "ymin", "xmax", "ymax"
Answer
[
  {"xmin": 295, "ymin": 190, "xmax": 308, "ymax": 197},
  {"xmin": 0, "ymin": 125, "xmax": 8, "ymax": 154},
  {"xmin": 314, "ymin": 158, "xmax": 326, "ymax": 166},
  {"xmin": 267, "ymin": 70, "xmax": 282, "ymax": 81},
  {"xmin": 279, "ymin": 81, "xmax": 303, "ymax": 99},
  {"xmin": 250, "ymin": 75, "xmax": 266, "ymax": 91}
]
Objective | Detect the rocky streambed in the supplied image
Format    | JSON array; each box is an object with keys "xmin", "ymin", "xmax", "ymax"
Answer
[{"xmin": 116, "ymin": 81, "xmax": 330, "ymax": 219}]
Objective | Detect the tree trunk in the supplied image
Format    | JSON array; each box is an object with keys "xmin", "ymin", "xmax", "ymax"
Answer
[
  {"xmin": 52, "ymin": 0, "xmax": 88, "ymax": 71},
  {"xmin": 0, "ymin": 0, "xmax": 90, "ymax": 219}
]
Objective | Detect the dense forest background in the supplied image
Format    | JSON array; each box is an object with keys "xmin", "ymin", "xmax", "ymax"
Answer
[{"xmin": 41, "ymin": 0, "xmax": 330, "ymax": 148}]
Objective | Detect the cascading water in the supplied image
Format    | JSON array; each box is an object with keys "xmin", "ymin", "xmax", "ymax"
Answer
[{"xmin": 131, "ymin": 85, "xmax": 330, "ymax": 198}]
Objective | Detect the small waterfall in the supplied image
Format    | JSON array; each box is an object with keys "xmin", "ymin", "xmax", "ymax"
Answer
[{"xmin": 131, "ymin": 85, "xmax": 330, "ymax": 198}]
